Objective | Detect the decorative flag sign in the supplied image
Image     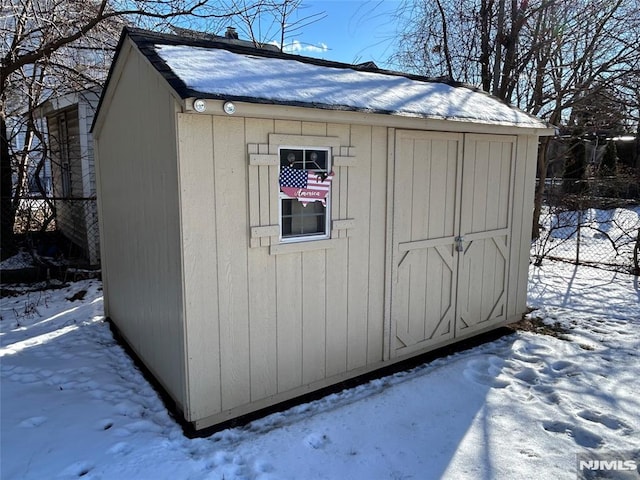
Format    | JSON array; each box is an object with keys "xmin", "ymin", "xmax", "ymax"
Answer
[{"xmin": 279, "ymin": 166, "xmax": 334, "ymax": 207}]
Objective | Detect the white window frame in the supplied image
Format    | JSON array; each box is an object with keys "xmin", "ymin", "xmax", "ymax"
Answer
[{"xmin": 278, "ymin": 146, "xmax": 332, "ymax": 243}]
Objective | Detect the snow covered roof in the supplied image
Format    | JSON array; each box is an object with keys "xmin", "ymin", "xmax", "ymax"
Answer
[{"xmin": 125, "ymin": 28, "xmax": 549, "ymax": 129}]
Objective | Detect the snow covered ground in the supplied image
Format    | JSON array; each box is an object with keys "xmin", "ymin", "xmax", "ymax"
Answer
[{"xmin": 1, "ymin": 261, "xmax": 639, "ymax": 480}]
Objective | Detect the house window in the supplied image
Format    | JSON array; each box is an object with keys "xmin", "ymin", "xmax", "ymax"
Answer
[{"xmin": 279, "ymin": 147, "xmax": 331, "ymax": 241}]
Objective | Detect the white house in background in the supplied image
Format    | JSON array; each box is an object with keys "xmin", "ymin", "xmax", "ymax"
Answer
[
  {"xmin": 92, "ymin": 27, "xmax": 554, "ymax": 432},
  {"xmin": 36, "ymin": 89, "xmax": 101, "ymax": 265}
]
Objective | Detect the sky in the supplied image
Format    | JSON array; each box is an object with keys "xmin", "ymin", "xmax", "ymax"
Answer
[{"xmin": 271, "ymin": 0, "xmax": 402, "ymax": 68}]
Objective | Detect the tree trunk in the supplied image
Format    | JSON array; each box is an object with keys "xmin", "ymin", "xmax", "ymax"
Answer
[
  {"xmin": 532, "ymin": 136, "xmax": 549, "ymax": 239},
  {"xmin": 31, "ymin": 114, "xmax": 57, "ymax": 232},
  {"xmin": 479, "ymin": 0, "xmax": 493, "ymax": 92},
  {"xmin": 1, "ymin": 114, "xmax": 16, "ymax": 258},
  {"xmin": 491, "ymin": 0, "xmax": 506, "ymax": 96},
  {"xmin": 435, "ymin": 0, "xmax": 454, "ymax": 80},
  {"xmin": 498, "ymin": 0, "xmax": 528, "ymax": 102}
]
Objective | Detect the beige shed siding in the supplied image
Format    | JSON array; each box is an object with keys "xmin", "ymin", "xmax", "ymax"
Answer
[
  {"xmin": 246, "ymin": 118, "xmax": 279, "ymax": 400},
  {"xmin": 94, "ymin": 43, "xmax": 186, "ymax": 411},
  {"xmin": 348, "ymin": 124, "xmax": 388, "ymax": 368},
  {"xmin": 178, "ymin": 115, "xmax": 388, "ymax": 421},
  {"xmin": 511, "ymin": 135, "xmax": 539, "ymax": 315},
  {"xmin": 174, "ymin": 114, "xmax": 541, "ymax": 428},
  {"xmin": 176, "ymin": 114, "xmax": 221, "ymax": 420},
  {"xmin": 214, "ymin": 115, "xmax": 253, "ymax": 411}
]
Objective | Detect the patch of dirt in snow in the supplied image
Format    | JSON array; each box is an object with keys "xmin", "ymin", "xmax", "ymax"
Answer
[{"xmin": 507, "ymin": 313, "xmax": 570, "ymax": 339}]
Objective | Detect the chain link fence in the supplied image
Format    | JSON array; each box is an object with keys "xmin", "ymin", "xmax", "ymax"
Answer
[
  {"xmin": 532, "ymin": 172, "xmax": 640, "ymax": 274},
  {"xmin": 1, "ymin": 195, "xmax": 100, "ymax": 282},
  {"xmin": 2, "ymin": 89, "xmax": 101, "ymax": 279},
  {"xmin": 3, "ymin": 164, "xmax": 639, "ymax": 281}
]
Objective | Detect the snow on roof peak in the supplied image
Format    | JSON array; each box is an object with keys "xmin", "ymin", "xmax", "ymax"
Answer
[{"xmin": 153, "ymin": 43, "xmax": 547, "ymax": 129}]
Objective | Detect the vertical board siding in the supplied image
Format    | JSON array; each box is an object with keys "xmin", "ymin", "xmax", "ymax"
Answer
[
  {"xmin": 213, "ymin": 116, "xmax": 251, "ymax": 410},
  {"xmin": 325, "ymin": 239, "xmax": 349, "ymax": 376},
  {"xmin": 275, "ymin": 251, "xmax": 304, "ymax": 392},
  {"xmin": 509, "ymin": 135, "xmax": 539, "ymax": 317},
  {"xmin": 177, "ymin": 114, "xmax": 221, "ymax": 419},
  {"xmin": 95, "ymin": 46, "xmax": 185, "ymax": 409},
  {"xmin": 301, "ymin": 250, "xmax": 327, "ymax": 384},
  {"xmin": 366, "ymin": 126, "xmax": 388, "ymax": 363},
  {"xmin": 145, "ymin": 65, "xmax": 184, "ymax": 392},
  {"xmin": 470, "ymin": 140, "xmax": 488, "ymax": 234},
  {"xmin": 245, "ymin": 117, "xmax": 279, "ymax": 401},
  {"xmin": 486, "ymin": 142, "xmax": 502, "ymax": 230},
  {"xmin": 427, "ymin": 142, "xmax": 444, "ymax": 237},
  {"xmin": 201, "ymin": 119, "xmax": 388, "ymax": 413},
  {"xmin": 498, "ymin": 142, "xmax": 512, "ymax": 229},
  {"xmin": 345, "ymin": 124, "xmax": 371, "ymax": 371},
  {"xmin": 411, "ymin": 138, "xmax": 430, "ymax": 239}
]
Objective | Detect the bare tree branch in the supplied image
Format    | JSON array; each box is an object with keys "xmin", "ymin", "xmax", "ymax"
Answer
[{"xmin": 1, "ymin": 0, "xmax": 307, "ymax": 257}]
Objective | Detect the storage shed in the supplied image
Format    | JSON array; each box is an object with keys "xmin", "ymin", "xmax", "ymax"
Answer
[{"xmin": 93, "ymin": 27, "xmax": 554, "ymax": 431}]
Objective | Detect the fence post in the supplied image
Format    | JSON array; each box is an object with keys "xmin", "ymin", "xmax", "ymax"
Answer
[
  {"xmin": 576, "ymin": 209, "xmax": 582, "ymax": 265},
  {"xmin": 634, "ymin": 228, "xmax": 640, "ymax": 275}
]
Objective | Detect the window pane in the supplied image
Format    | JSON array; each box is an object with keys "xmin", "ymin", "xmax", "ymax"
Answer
[
  {"xmin": 282, "ymin": 201, "xmax": 293, "ymax": 236},
  {"xmin": 306, "ymin": 150, "xmax": 327, "ymax": 170},
  {"xmin": 281, "ymin": 199, "xmax": 326, "ymax": 238},
  {"xmin": 281, "ymin": 149, "xmax": 303, "ymax": 168}
]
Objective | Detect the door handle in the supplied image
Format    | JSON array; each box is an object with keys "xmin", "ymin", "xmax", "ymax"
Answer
[{"xmin": 455, "ymin": 236, "xmax": 464, "ymax": 252}]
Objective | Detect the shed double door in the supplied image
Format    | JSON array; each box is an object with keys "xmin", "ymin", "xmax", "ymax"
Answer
[{"xmin": 391, "ymin": 130, "xmax": 516, "ymax": 357}]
